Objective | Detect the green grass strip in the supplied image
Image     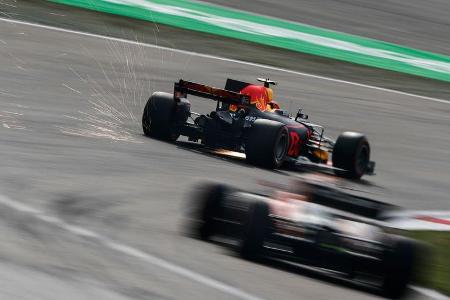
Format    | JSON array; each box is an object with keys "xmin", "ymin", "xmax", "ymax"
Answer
[{"xmin": 405, "ymin": 231, "xmax": 450, "ymax": 296}]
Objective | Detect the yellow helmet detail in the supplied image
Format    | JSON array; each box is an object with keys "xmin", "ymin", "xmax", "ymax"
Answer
[{"xmin": 266, "ymin": 88, "xmax": 273, "ymax": 102}]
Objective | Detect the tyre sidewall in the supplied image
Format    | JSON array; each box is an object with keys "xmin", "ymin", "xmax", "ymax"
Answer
[
  {"xmin": 381, "ymin": 236, "xmax": 417, "ymax": 299},
  {"xmin": 245, "ymin": 119, "xmax": 289, "ymax": 169},
  {"xmin": 239, "ymin": 201, "xmax": 270, "ymax": 260},
  {"xmin": 142, "ymin": 92, "xmax": 180, "ymax": 141},
  {"xmin": 332, "ymin": 132, "xmax": 370, "ymax": 179},
  {"xmin": 193, "ymin": 184, "xmax": 228, "ymax": 240}
]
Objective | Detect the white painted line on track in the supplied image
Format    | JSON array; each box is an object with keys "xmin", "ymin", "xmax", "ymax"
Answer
[
  {"xmin": 0, "ymin": 17, "xmax": 449, "ymax": 105},
  {"xmin": 0, "ymin": 194, "xmax": 265, "ymax": 300},
  {"xmin": 412, "ymin": 287, "xmax": 450, "ymax": 300}
]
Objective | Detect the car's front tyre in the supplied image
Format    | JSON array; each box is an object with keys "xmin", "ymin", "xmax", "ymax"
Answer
[
  {"xmin": 332, "ymin": 131, "xmax": 370, "ymax": 179},
  {"xmin": 380, "ymin": 236, "xmax": 419, "ymax": 299}
]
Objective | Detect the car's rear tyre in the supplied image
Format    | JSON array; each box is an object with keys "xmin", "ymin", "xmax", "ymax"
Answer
[
  {"xmin": 239, "ymin": 201, "xmax": 270, "ymax": 260},
  {"xmin": 245, "ymin": 119, "xmax": 289, "ymax": 169},
  {"xmin": 142, "ymin": 92, "xmax": 179, "ymax": 141},
  {"xmin": 332, "ymin": 131, "xmax": 370, "ymax": 179},
  {"xmin": 381, "ymin": 236, "xmax": 418, "ymax": 299},
  {"xmin": 191, "ymin": 183, "xmax": 228, "ymax": 241}
]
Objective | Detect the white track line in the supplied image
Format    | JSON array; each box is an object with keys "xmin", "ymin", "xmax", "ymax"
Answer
[
  {"xmin": 0, "ymin": 194, "xmax": 264, "ymax": 300},
  {"xmin": 0, "ymin": 16, "xmax": 449, "ymax": 105},
  {"xmin": 411, "ymin": 287, "xmax": 450, "ymax": 300}
]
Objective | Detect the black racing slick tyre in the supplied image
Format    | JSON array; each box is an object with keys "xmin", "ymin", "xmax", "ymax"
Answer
[
  {"xmin": 239, "ymin": 201, "xmax": 270, "ymax": 260},
  {"xmin": 192, "ymin": 183, "xmax": 228, "ymax": 241},
  {"xmin": 381, "ymin": 236, "xmax": 418, "ymax": 299},
  {"xmin": 142, "ymin": 92, "xmax": 179, "ymax": 141},
  {"xmin": 332, "ymin": 131, "xmax": 370, "ymax": 179},
  {"xmin": 245, "ymin": 119, "xmax": 289, "ymax": 169}
]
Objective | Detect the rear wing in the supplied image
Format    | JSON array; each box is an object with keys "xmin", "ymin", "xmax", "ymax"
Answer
[{"xmin": 174, "ymin": 79, "xmax": 251, "ymax": 105}]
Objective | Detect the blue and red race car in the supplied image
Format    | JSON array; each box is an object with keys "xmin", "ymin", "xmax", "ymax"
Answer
[{"xmin": 142, "ymin": 78, "xmax": 375, "ymax": 179}]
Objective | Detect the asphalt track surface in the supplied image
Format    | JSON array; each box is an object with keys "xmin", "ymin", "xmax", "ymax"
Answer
[
  {"xmin": 0, "ymin": 17, "xmax": 449, "ymax": 300},
  {"xmin": 205, "ymin": 0, "xmax": 450, "ymax": 55}
]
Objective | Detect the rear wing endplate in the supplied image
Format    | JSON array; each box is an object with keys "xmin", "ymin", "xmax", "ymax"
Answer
[{"xmin": 174, "ymin": 79, "xmax": 250, "ymax": 105}]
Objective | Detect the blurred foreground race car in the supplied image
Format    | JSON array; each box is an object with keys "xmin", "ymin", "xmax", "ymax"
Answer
[
  {"xmin": 142, "ymin": 78, "xmax": 375, "ymax": 179},
  {"xmin": 188, "ymin": 179, "xmax": 424, "ymax": 299}
]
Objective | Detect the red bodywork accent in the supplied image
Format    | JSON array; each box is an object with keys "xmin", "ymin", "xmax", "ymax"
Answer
[
  {"xmin": 286, "ymin": 125, "xmax": 311, "ymax": 158},
  {"xmin": 288, "ymin": 131, "xmax": 301, "ymax": 157},
  {"xmin": 175, "ymin": 80, "xmax": 250, "ymax": 105}
]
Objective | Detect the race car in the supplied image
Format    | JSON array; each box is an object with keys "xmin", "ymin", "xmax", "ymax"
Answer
[
  {"xmin": 142, "ymin": 78, "xmax": 375, "ymax": 178},
  {"xmin": 187, "ymin": 180, "xmax": 423, "ymax": 299}
]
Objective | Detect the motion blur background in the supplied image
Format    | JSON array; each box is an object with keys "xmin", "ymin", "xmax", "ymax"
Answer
[{"xmin": 0, "ymin": 0, "xmax": 448, "ymax": 299}]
